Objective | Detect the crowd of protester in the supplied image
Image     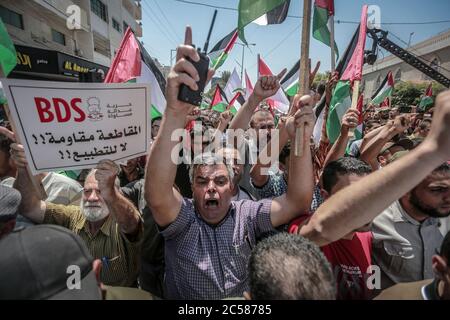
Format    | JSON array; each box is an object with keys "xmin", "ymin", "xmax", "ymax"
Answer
[{"xmin": 0, "ymin": 27, "xmax": 449, "ymax": 300}]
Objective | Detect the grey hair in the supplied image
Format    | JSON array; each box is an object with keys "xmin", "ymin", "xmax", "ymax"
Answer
[
  {"xmin": 189, "ymin": 152, "xmax": 234, "ymax": 184},
  {"xmin": 85, "ymin": 168, "xmax": 121, "ymax": 190}
]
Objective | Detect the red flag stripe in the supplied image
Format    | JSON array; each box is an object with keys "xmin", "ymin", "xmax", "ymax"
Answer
[
  {"xmin": 314, "ymin": 0, "xmax": 334, "ymax": 16},
  {"xmin": 258, "ymin": 56, "xmax": 273, "ymax": 76},
  {"xmin": 104, "ymin": 27, "xmax": 141, "ymax": 83},
  {"xmin": 341, "ymin": 5, "xmax": 368, "ymax": 82}
]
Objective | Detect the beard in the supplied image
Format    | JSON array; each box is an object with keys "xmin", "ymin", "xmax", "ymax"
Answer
[
  {"xmin": 409, "ymin": 191, "xmax": 450, "ymax": 219},
  {"xmin": 80, "ymin": 199, "xmax": 110, "ymax": 222}
]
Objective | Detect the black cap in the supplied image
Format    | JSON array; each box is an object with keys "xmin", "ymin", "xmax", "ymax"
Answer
[
  {"xmin": 0, "ymin": 225, "xmax": 101, "ymax": 300},
  {"xmin": 0, "ymin": 185, "xmax": 21, "ymax": 222}
]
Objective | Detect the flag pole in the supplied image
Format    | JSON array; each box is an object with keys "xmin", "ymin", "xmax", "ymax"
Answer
[
  {"xmin": 0, "ymin": 70, "xmax": 47, "ymax": 200},
  {"xmin": 348, "ymin": 80, "xmax": 360, "ymax": 138},
  {"xmin": 295, "ymin": 0, "xmax": 312, "ymax": 157},
  {"xmin": 330, "ymin": 13, "xmax": 336, "ymax": 72}
]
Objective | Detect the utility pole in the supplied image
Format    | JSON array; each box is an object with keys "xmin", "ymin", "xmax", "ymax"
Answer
[
  {"xmin": 235, "ymin": 42, "xmax": 256, "ymax": 86},
  {"xmin": 170, "ymin": 49, "xmax": 177, "ymax": 66}
]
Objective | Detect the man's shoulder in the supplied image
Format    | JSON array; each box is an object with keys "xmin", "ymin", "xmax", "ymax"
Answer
[
  {"xmin": 44, "ymin": 172, "xmax": 83, "ymax": 190},
  {"xmin": 374, "ymin": 279, "xmax": 432, "ymax": 300}
]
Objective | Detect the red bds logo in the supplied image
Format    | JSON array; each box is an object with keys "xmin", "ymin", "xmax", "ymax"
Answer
[{"xmin": 34, "ymin": 97, "xmax": 86, "ymax": 123}]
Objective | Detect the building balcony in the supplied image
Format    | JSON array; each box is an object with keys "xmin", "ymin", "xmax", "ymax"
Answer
[{"xmin": 122, "ymin": 0, "xmax": 141, "ymax": 21}]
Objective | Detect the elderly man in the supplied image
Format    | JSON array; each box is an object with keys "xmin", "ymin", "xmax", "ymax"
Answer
[
  {"xmin": 145, "ymin": 26, "xmax": 315, "ymax": 300},
  {"xmin": 9, "ymin": 146, "xmax": 143, "ymax": 287}
]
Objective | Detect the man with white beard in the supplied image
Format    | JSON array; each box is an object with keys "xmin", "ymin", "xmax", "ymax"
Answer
[{"xmin": 9, "ymin": 146, "xmax": 143, "ymax": 287}]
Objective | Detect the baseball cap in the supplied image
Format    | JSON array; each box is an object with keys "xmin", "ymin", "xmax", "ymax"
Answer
[
  {"xmin": 0, "ymin": 225, "xmax": 102, "ymax": 300},
  {"xmin": 0, "ymin": 185, "xmax": 21, "ymax": 222}
]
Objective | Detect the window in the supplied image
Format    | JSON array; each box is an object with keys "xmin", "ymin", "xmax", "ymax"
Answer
[
  {"xmin": 112, "ymin": 18, "xmax": 121, "ymax": 33},
  {"xmin": 93, "ymin": 31, "xmax": 111, "ymax": 57},
  {"xmin": 394, "ymin": 69, "xmax": 402, "ymax": 82},
  {"xmin": 123, "ymin": 21, "xmax": 129, "ymax": 33},
  {"xmin": 0, "ymin": 5, "xmax": 23, "ymax": 29},
  {"xmin": 91, "ymin": 0, "xmax": 108, "ymax": 22},
  {"xmin": 52, "ymin": 29, "xmax": 66, "ymax": 46}
]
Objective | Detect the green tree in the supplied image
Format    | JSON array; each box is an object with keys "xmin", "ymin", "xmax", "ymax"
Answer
[{"xmin": 391, "ymin": 81, "xmax": 445, "ymax": 107}]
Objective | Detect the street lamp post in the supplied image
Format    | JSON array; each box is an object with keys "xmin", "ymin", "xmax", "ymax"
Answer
[
  {"xmin": 170, "ymin": 49, "xmax": 177, "ymax": 66},
  {"xmin": 234, "ymin": 42, "xmax": 256, "ymax": 86}
]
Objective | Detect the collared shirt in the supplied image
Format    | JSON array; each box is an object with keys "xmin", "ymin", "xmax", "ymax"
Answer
[
  {"xmin": 371, "ymin": 200, "xmax": 443, "ymax": 290},
  {"xmin": 251, "ymin": 173, "xmax": 324, "ymax": 212},
  {"xmin": 161, "ymin": 198, "xmax": 275, "ymax": 300},
  {"xmin": 44, "ymin": 203, "xmax": 143, "ymax": 287}
]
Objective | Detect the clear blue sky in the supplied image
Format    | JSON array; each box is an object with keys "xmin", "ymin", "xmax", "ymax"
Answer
[{"xmin": 141, "ymin": 0, "xmax": 450, "ymax": 84}]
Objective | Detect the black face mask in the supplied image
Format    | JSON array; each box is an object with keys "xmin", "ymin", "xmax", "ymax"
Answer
[{"xmin": 409, "ymin": 190, "xmax": 450, "ymax": 219}]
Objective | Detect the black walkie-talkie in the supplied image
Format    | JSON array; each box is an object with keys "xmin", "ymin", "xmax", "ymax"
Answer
[{"xmin": 178, "ymin": 10, "xmax": 217, "ymax": 106}]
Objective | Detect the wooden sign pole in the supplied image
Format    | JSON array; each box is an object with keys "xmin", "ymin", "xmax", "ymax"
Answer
[
  {"xmin": 348, "ymin": 80, "xmax": 360, "ymax": 138},
  {"xmin": 295, "ymin": 0, "xmax": 312, "ymax": 157}
]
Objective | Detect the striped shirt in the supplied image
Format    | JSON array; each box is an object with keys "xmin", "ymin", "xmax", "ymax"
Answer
[
  {"xmin": 44, "ymin": 203, "xmax": 143, "ymax": 287},
  {"xmin": 161, "ymin": 198, "xmax": 275, "ymax": 300}
]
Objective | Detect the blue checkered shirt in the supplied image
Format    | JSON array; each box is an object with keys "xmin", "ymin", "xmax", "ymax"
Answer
[
  {"xmin": 160, "ymin": 198, "xmax": 274, "ymax": 300},
  {"xmin": 251, "ymin": 173, "xmax": 324, "ymax": 212}
]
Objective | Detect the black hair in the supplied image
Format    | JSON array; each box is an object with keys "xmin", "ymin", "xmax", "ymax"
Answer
[
  {"xmin": 317, "ymin": 82, "xmax": 326, "ymax": 96},
  {"xmin": 433, "ymin": 162, "xmax": 450, "ymax": 174},
  {"xmin": 279, "ymin": 142, "xmax": 291, "ymax": 165},
  {"xmin": 440, "ymin": 231, "xmax": 450, "ymax": 261},
  {"xmin": 248, "ymin": 233, "xmax": 336, "ymax": 300},
  {"xmin": 0, "ymin": 135, "xmax": 13, "ymax": 154},
  {"xmin": 322, "ymin": 157, "xmax": 372, "ymax": 193}
]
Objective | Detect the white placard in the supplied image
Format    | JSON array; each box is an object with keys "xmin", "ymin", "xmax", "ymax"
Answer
[{"xmin": 1, "ymin": 79, "xmax": 151, "ymax": 174}]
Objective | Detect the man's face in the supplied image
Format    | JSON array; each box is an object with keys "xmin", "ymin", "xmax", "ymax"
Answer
[
  {"xmin": 389, "ymin": 109, "xmax": 399, "ymax": 120},
  {"xmin": 323, "ymin": 173, "xmax": 372, "ymax": 233},
  {"xmin": 192, "ymin": 164, "xmax": 233, "ymax": 225},
  {"xmin": 218, "ymin": 148, "xmax": 244, "ymax": 186},
  {"xmin": 151, "ymin": 119, "xmax": 161, "ymax": 138},
  {"xmin": 418, "ymin": 122, "xmax": 431, "ymax": 138},
  {"xmin": 408, "ymin": 171, "xmax": 450, "ymax": 219},
  {"xmin": 81, "ymin": 173, "xmax": 110, "ymax": 222},
  {"xmin": 251, "ymin": 111, "xmax": 275, "ymax": 146}
]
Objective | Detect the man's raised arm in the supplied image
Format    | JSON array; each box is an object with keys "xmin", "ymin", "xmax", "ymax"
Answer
[
  {"xmin": 299, "ymin": 91, "xmax": 450, "ymax": 246},
  {"xmin": 270, "ymin": 96, "xmax": 316, "ymax": 227},
  {"xmin": 229, "ymin": 69, "xmax": 286, "ymax": 131},
  {"xmin": 144, "ymin": 27, "xmax": 213, "ymax": 227}
]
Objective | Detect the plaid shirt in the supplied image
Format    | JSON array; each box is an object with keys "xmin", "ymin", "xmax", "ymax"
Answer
[
  {"xmin": 251, "ymin": 173, "xmax": 324, "ymax": 212},
  {"xmin": 161, "ymin": 198, "xmax": 274, "ymax": 300}
]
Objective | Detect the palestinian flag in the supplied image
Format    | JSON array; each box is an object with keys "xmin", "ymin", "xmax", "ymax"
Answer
[
  {"xmin": 209, "ymin": 29, "xmax": 238, "ymax": 70},
  {"xmin": 371, "ymin": 71, "xmax": 394, "ymax": 105},
  {"xmin": 210, "ymin": 84, "xmax": 229, "ymax": 113},
  {"xmin": 253, "ymin": 0, "xmax": 291, "ymax": 25},
  {"xmin": 280, "ymin": 59, "xmax": 300, "ymax": 97},
  {"xmin": 104, "ymin": 27, "xmax": 166, "ymax": 120},
  {"xmin": 418, "ymin": 83, "xmax": 433, "ymax": 112},
  {"xmin": 0, "ymin": 18, "xmax": 17, "ymax": 104},
  {"xmin": 238, "ymin": 0, "xmax": 290, "ymax": 44},
  {"xmin": 244, "ymin": 69, "xmax": 254, "ymax": 100},
  {"xmin": 229, "ymin": 92, "xmax": 246, "ymax": 115},
  {"xmin": 326, "ymin": 6, "xmax": 368, "ymax": 144},
  {"xmin": 258, "ymin": 56, "xmax": 290, "ymax": 113},
  {"xmin": 0, "ymin": 18, "xmax": 17, "ymax": 77},
  {"xmin": 379, "ymin": 96, "xmax": 390, "ymax": 109},
  {"xmin": 313, "ymin": 0, "xmax": 339, "ymax": 59},
  {"xmin": 224, "ymin": 68, "xmax": 243, "ymax": 101}
]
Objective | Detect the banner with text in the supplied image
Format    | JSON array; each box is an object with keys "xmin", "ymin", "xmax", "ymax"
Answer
[{"xmin": 1, "ymin": 79, "xmax": 151, "ymax": 174}]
